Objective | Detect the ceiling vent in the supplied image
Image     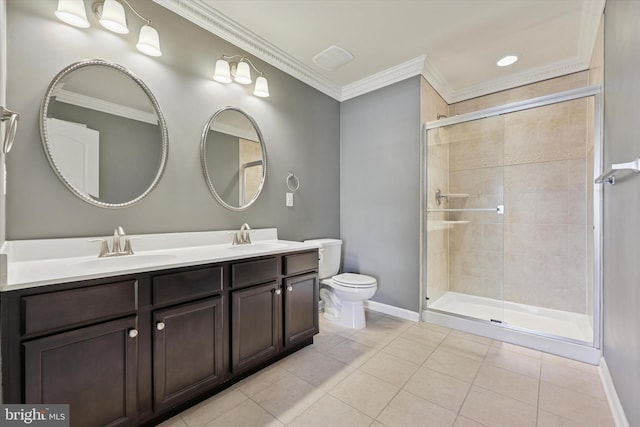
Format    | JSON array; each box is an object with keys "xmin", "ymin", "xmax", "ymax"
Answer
[{"xmin": 312, "ymin": 45, "xmax": 354, "ymax": 71}]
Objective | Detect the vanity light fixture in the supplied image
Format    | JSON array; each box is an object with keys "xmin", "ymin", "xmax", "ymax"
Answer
[
  {"xmin": 213, "ymin": 55, "xmax": 270, "ymax": 98},
  {"xmin": 54, "ymin": 0, "xmax": 162, "ymax": 57},
  {"xmin": 54, "ymin": 0, "xmax": 90, "ymax": 28},
  {"xmin": 497, "ymin": 54, "xmax": 519, "ymax": 67}
]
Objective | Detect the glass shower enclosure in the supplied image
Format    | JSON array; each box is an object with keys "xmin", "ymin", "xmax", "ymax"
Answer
[{"xmin": 421, "ymin": 86, "xmax": 602, "ymax": 360}]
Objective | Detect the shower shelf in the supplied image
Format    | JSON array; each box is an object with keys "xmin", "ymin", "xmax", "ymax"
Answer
[
  {"xmin": 442, "ymin": 193, "xmax": 469, "ymax": 199},
  {"xmin": 435, "ymin": 189, "xmax": 469, "ymax": 205}
]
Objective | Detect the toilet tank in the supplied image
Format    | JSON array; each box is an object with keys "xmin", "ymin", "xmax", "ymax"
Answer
[{"xmin": 304, "ymin": 239, "xmax": 342, "ymax": 279}]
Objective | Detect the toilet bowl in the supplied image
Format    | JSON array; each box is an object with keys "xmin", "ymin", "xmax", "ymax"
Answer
[{"xmin": 304, "ymin": 239, "xmax": 378, "ymax": 329}]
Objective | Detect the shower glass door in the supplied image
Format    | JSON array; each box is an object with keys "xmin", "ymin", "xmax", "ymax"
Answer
[
  {"xmin": 425, "ymin": 116, "xmax": 506, "ymax": 324},
  {"xmin": 423, "ymin": 89, "xmax": 599, "ymax": 345}
]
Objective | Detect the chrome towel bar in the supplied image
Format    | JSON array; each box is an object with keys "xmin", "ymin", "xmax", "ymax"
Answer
[
  {"xmin": 595, "ymin": 158, "xmax": 640, "ymax": 185},
  {"xmin": 427, "ymin": 205, "xmax": 504, "ymax": 215}
]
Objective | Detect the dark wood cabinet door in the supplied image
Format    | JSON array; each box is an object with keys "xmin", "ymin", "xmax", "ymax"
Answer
[
  {"xmin": 23, "ymin": 316, "xmax": 138, "ymax": 427},
  {"xmin": 231, "ymin": 282, "xmax": 281, "ymax": 373},
  {"xmin": 283, "ymin": 273, "xmax": 319, "ymax": 346},
  {"xmin": 153, "ymin": 296, "xmax": 225, "ymax": 412}
]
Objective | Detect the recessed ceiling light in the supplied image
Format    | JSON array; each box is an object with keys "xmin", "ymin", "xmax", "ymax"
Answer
[{"xmin": 497, "ymin": 55, "xmax": 519, "ymax": 67}]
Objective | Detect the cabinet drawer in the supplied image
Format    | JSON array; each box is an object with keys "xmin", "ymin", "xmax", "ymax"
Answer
[
  {"xmin": 22, "ymin": 280, "xmax": 137, "ymax": 336},
  {"xmin": 283, "ymin": 251, "xmax": 318, "ymax": 276},
  {"xmin": 231, "ymin": 257, "xmax": 278, "ymax": 288},
  {"xmin": 153, "ymin": 265, "xmax": 223, "ymax": 305}
]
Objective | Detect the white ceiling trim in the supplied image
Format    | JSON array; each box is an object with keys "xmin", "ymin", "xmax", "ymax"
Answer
[
  {"xmin": 54, "ymin": 89, "xmax": 159, "ymax": 124},
  {"xmin": 340, "ymin": 55, "xmax": 426, "ymax": 101},
  {"xmin": 444, "ymin": 57, "xmax": 589, "ymax": 104},
  {"xmin": 154, "ymin": 0, "xmax": 605, "ymax": 104},
  {"xmin": 153, "ymin": 0, "xmax": 342, "ymax": 99}
]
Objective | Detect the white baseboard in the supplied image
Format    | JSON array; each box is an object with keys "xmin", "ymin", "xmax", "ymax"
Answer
[
  {"xmin": 364, "ymin": 300, "xmax": 420, "ymax": 322},
  {"xmin": 599, "ymin": 357, "xmax": 630, "ymax": 427}
]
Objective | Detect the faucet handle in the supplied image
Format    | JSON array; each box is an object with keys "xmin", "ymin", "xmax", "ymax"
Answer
[
  {"xmin": 89, "ymin": 239, "xmax": 110, "ymax": 257},
  {"xmin": 122, "ymin": 238, "xmax": 135, "ymax": 255}
]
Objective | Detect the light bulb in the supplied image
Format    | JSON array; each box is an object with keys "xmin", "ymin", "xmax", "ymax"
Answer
[
  {"xmin": 213, "ymin": 59, "xmax": 232, "ymax": 83},
  {"xmin": 136, "ymin": 25, "xmax": 162, "ymax": 57},
  {"xmin": 55, "ymin": 0, "xmax": 90, "ymax": 28},
  {"xmin": 234, "ymin": 61, "xmax": 252, "ymax": 85},
  {"xmin": 253, "ymin": 76, "xmax": 270, "ymax": 97},
  {"xmin": 99, "ymin": 0, "xmax": 129, "ymax": 34}
]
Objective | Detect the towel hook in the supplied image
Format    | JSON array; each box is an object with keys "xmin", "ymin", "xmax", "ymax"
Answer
[
  {"xmin": 286, "ymin": 172, "xmax": 300, "ymax": 192},
  {"xmin": 0, "ymin": 106, "xmax": 20, "ymax": 154}
]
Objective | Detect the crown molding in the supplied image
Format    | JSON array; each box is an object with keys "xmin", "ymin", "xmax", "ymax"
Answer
[
  {"xmin": 153, "ymin": 0, "xmax": 341, "ymax": 100},
  {"xmin": 442, "ymin": 57, "xmax": 589, "ymax": 104},
  {"xmin": 340, "ymin": 55, "xmax": 426, "ymax": 101},
  {"xmin": 54, "ymin": 89, "xmax": 159, "ymax": 124},
  {"xmin": 421, "ymin": 54, "xmax": 455, "ymax": 103},
  {"xmin": 154, "ymin": 0, "xmax": 604, "ymax": 104}
]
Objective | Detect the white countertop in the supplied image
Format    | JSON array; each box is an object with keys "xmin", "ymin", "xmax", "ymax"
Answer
[{"xmin": 1, "ymin": 228, "xmax": 320, "ymax": 291}]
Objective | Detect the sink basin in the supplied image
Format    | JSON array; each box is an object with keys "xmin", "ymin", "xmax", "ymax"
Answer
[
  {"xmin": 227, "ymin": 242, "xmax": 289, "ymax": 251},
  {"xmin": 75, "ymin": 253, "xmax": 178, "ymax": 270}
]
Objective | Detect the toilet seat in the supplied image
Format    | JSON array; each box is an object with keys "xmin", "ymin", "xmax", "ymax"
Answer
[{"xmin": 332, "ymin": 273, "xmax": 377, "ymax": 288}]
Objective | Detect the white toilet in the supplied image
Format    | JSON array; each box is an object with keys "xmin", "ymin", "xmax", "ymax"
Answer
[{"xmin": 305, "ymin": 239, "xmax": 377, "ymax": 329}]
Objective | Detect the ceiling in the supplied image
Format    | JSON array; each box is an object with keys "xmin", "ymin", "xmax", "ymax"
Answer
[{"xmin": 154, "ymin": 0, "xmax": 605, "ymax": 103}]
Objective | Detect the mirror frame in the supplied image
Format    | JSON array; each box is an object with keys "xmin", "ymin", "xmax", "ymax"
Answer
[
  {"xmin": 200, "ymin": 106, "xmax": 267, "ymax": 211},
  {"xmin": 40, "ymin": 59, "xmax": 169, "ymax": 208}
]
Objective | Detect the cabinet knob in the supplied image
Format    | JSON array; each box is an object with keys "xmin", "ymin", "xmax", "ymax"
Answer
[
  {"xmin": 128, "ymin": 329, "xmax": 138, "ymax": 338},
  {"xmin": 287, "ymin": 285, "xmax": 293, "ymax": 292},
  {"xmin": 274, "ymin": 288, "xmax": 282, "ymax": 295},
  {"xmin": 156, "ymin": 322, "xmax": 165, "ymax": 331}
]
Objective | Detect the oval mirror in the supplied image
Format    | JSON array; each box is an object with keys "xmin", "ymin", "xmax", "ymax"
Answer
[
  {"xmin": 201, "ymin": 107, "xmax": 266, "ymax": 211},
  {"xmin": 40, "ymin": 59, "xmax": 168, "ymax": 208}
]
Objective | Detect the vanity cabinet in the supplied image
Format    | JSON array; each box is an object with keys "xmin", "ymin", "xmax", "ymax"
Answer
[
  {"xmin": 153, "ymin": 296, "xmax": 225, "ymax": 412},
  {"xmin": 231, "ymin": 281, "xmax": 282, "ymax": 373},
  {"xmin": 1, "ymin": 249, "xmax": 318, "ymax": 427},
  {"xmin": 23, "ymin": 316, "xmax": 139, "ymax": 427},
  {"xmin": 151, "ymin": 266, "xmax": 226, "ymax": 413},
  {"xmin": 283, "ymin": 273, "xmax": 319, "ymax": 346},
  {"xmin": 230, "ymin": 251, "xmax": 319, "ymax": 374},
  {"xmin": 5, "ymin": 279, "xmax": 140, "ymax": 427}
]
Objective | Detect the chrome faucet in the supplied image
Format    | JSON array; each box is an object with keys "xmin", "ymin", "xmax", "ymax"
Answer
[
  {"xmin": 232, "ymin": 223, "xmax": 253, "ymax": 245},
  {"xmin": 90, "ymin": 226, "xmax": 135, "ymax": 257}
]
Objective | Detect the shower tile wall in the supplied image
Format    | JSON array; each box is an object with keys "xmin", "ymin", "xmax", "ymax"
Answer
[
  {"xmin": 446, "ymin": 98, "xmax": 590, "ymax": 313},
  {"xmin": 502, "ymin": 99, "xmax": 589, "ymax": 313},
  {"xmin": 422, "ymin": 79, "xmax": 450, "ymax": 305},
  {"xmin": 448, "ymin": 117, "xmax": 504, "ymax": 301}
]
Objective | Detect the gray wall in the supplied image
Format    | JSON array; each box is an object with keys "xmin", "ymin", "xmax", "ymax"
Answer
[
  {"xmin": 5, "ymin": 0, "xmax": 340, "ymax": 241},
  {"xmin": 340, "ymin": 77, "xmax": 421, "ymax": 312},
  {"xmin": 0, "ymin": 0, "xmax": 6, "ymax": 246},
  {"xmin": 602, "ymin": 1, "xmax": 640, "ymax": 425}
]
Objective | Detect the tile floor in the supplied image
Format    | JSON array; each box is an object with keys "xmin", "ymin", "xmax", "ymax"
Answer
[{"xmin": 159, "ymin": 311, "xmax": 615, "ymax": 427}]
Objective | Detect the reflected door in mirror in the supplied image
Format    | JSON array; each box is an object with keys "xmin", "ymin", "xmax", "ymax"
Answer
[{"xmin": 201, "ymin": 107, "xmax": 266, "ymax": 211}]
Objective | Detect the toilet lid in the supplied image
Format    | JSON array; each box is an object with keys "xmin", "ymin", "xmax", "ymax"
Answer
[{"xmin": 333, "ymin": 273, "xmax": 377, "ymax": 287}]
